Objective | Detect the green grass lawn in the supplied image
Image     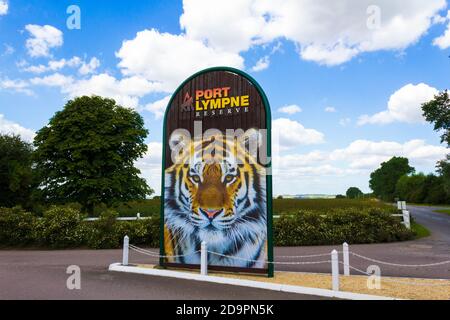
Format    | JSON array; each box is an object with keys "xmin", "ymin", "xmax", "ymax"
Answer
[
  {"xmin": 434, "ymin": 209, "xmax": 450, "ymax": 216},
  {"xmin": 111, "ymin": 197, "xmax": 394, "ymax": 217},
  {"xmin": 411, "ymin": 221, "xmax": 431, "ymax": 239}
]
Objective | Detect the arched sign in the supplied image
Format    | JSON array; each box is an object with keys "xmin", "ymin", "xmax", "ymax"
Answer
[{"xmin": 160, "ymin": 67, "xmax": 273, "ymax": 276}]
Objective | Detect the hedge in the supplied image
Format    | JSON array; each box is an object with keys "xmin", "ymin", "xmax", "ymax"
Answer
[
  {"xmin": 0, "ymin": 206, "xmax": 414, "ymax": 249},
  {"xmin": 274, "ymin": 208, "xmax": 414, "ymax": 246},
  {"xmin": 0, "ymin": 206, "xmax": 159, "ymax": 249}
]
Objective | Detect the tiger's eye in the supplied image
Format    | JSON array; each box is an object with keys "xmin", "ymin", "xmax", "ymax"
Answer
[
  {"xmin": 192, "ymin": 175, "xmax": 200, "ymax": 183},
  {"xmin": 225, "ymin": 175, "xmax": 234, "ymax": 182}
]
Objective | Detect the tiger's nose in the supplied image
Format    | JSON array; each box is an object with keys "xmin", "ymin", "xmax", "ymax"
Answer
[{"xmin": 200, "ymin": 208, "xmax": 223, "ymax": 221}]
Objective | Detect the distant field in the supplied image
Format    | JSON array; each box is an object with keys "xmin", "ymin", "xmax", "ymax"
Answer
[
  {"xmin": 273, "ymin": 198, "xmax": 392, "ymax": 214},
  {"xmin": 435, "ymin": 209, "xmax": 450, "ymax": 216},
  {"xmin": 112, "ymin": 198, "xmax": 394, "ymax": 217}
]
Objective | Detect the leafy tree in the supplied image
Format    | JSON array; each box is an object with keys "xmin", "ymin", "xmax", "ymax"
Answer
[
  {"xmin": 0, "ymin": 134, "xmax": 34, "ymax": 208},
  {"xmin": 423, "ymin": 174, "xmax": 449, "ymax": 204},
  {"xmin": 396, "ymin": 173, "xmax": 449, "ymax": 204},
  {"xmin": 436, "ymin": 155, "xmax": 450, "ymax": 196},
  {"xmin": 335, "ymin": 194, "xmax": 346, "ymax": 199},
  {"xmin": 33, "ymin": 96, "xmax": 153, "ymax": 215},
  {"xmin": 395, "ymin": 173, "xmax": 426, "ymax": 203},
  {"xmin": 422, "ymin": 90, "xmax": 450, "ymax": 146},
  {"xmin": 346, "ymin": 187, "xmax": 363, "ymax": 199},
  {"xmin": 422, "ymin": 91, "xmax": 450, "ymax": 200},
  {"xmin": 369, "ymin": 157, "xmax": 414, "ymax": 201}
]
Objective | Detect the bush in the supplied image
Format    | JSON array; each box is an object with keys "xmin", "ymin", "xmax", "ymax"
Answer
[
  {"xmin": 274, "ymin": 207, "xmax": 414, "ymax": 246},
  {"xmin": 86, "ymin": 209, "xmax": 160, "ymax": 249},
  {"xmin": 35, "ymin": 206, "xmax": 87, "ymax": 248},
  {"xmin": 0, "ymin": 207, "xmax": 37, "ymax": 246}
]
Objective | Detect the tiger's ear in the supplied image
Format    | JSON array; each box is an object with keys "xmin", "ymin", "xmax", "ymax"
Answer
[{"xmin": 169, "ymin": 129, "xmax": 191, "ymax": 154}]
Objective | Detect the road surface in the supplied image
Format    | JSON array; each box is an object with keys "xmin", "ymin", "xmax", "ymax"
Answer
[
  {"xmin": 0, "ymin": 249, "xmax": 327, "ymax": 300},
  {"xmin": 0, "ymin": 205, "xmax": 448, "ymax": 299}
]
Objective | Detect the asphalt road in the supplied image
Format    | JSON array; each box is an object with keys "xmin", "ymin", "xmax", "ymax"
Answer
[
  {"xmin": 0, "ymin": 249, "xmax": 327, "ymax": 300},
  {"xmin": 0, "ymin": 205, "xmax": 448, "ymax": 299}
]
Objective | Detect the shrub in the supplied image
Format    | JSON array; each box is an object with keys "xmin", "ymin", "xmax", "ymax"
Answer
[
  {"xmin": 274, "ymin": 207, "xmax": 414, "ymax": 246},
  {"xmin": 0, "ymin": 207, "xmax": 37, "ymax": 246},
  {"xmin": 35, "ymin": 206, "xmax": 87, "ymax": 248},
  {"xmin": 86, "ymin": 210, "xmax": 160, "ymax": 249}
]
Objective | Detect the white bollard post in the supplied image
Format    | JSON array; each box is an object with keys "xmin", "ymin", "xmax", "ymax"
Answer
[
  {"xmin": 201, "ymin": 241, "xmax": 208, "ymax": 276},
  {"xmin": 122, "ymin": 235, "xmax": 129, "ymax": 266},
  {"xmin": 331, "ymin": 250, "xmax": 339, "ymax": 291},
  {"xmin": 343, "ymin": 242, "xmax": 350, "ymax": 276},
  {"xmin": 397, "ymin": 201, "xmax": 402, "ymax": 210},
  {"xmin": 137, "ymin": 212, "xmax": 141, "ymax": 219},
  {"xmin": 402, "ymin": 210, "xmax": 411, "ymax": 229}
]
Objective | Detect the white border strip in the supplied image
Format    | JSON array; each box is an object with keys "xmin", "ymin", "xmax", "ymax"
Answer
[{"xmin": 108, "ymin": 263, "xmax": 398, "ymax": 300}]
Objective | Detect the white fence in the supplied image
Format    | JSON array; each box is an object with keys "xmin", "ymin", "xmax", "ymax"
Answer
[
  {"xmin": 121, "ymin": 236, "xmax": 450, "ymax": 292},
  {"xmin": 393, "ymin": 201, "xmax": 411, "ymax": 229},
  {"xmin": 84, "ymin": 212, "xmax": 151, "ymax": 221}
]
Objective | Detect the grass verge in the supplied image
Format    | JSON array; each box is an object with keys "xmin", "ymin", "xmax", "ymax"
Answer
[
  {"xmin": 411, "ymin": 222, "xmax": 431, "ymax": 239},
  {"xmin": 434, "ymin": 209, "xmax": 450, "ymax": 216}
]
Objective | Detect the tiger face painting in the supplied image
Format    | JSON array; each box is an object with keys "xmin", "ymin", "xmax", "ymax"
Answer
[{"xmin": 163, "ymin": 129, "xmax": 267, "ymax": 268}]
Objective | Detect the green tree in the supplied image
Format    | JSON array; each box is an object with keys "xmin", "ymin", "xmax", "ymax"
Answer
[
  {"xmin": 422, "ymin": 90, "xmax": 450, "ymax": 146},
  {"xmin": 422, "ymin": 91, "xmax": 450, "ymax": 200},
  {"xmin": 33, "ymin": 96, "xmax": 152, "ymax": 215},
  {"xmin": 0, "ymin": 134, "xmax": 34, "ymax": 208},
  {"xmin": 369, "ymin": 157, "xmax": 414, "ymax": 201},
  {"xmin": 395, "ymin": 173, "xmax": 426, "ymax": 203},
  {"xmin": 346, "ymin": 187, "xmax": 363, "ymax": 199},
  {"xmin": 436, "ymin": 155, "xmax": 450, "ymax": 196}
]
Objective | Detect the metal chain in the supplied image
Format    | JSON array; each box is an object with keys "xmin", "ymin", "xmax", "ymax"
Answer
[
  {"xmin": 207, "ymin": 250, "xmax": 331, "ymax": 265},
  {"xmin": 350, "ymin": 252, "xmax": 450, "ymax": 267},
  {"xmin": 343, "ymin": 262, "xmax": 450, "ymax": 287},
  {"xmin": 275, "ymin": 253, "xmax": 332, "ymax": 259},
  {"xmin": 129, "ymin": 244, "xmax": 200, "ymax": 259}
]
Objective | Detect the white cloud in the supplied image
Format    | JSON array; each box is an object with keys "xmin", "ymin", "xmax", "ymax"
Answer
[
  {"xmin": 180, "ymin": 0, "xmax": 267, "ymax": 53},
  {"xmin": 330, "ymin": 139, "xmax": 448, "ymax": 169},
  {"xmin": 0, "ymin": 78, "xmax": 33, "ymax": 95},
  {"xmin": 0, "ymin": 114, "xmax": 35, "ymax": 142},
  {"xmin": 272, "ymin": 118, "xmax": 325, "ymax": 150},
  {"xmin": 30, "ymin": 73, "xmax": 74, "ymax": 87},
  {"xmin": 251, "ymin": 56, "xmax": 270, "ymax": 72},
  {"xmin": 433, "ymin": 11, "xmax": 450, "ymax": 49},
  {"xmin": 272, "ymin": 138, "xmax": 448, "ymax": 194},
  {"xmin": 178, "ymin": 0, "xmax": 446, "ymax": 66},
  {"xmin": 30, "ymin": 73, "xmax": 161, "ymax": 109},
  {"xmin": 278, "ymin": 104, "xmax": 302, "ymax": 115},
  {"xmin": 116, "ymin": 28, "xmax": 243, "ymax": 91},
  {"xmin": 79, "ymin": 57, "xmax": 100, "ymax": 75},
  {"xmin": 25, "ymin": 24, "xmax": 63, "ymax": 58},
  {"xmin": 23, "ymin": 56, "xmax": 82, "ymax": 74},
  {"xmin": 325, "ymin": 107, "xmax": 336, "ymax": 113},
  {"xmin": 0, "ymin": 1, "xmax": 8, "ymax": 15},
  {"xmin": 136, "ymin": 142, "xmax": 163, "ymax": 192},
  {"xmin": 358, "ymin": 83, "xmax": 439, "ymax": 125},
  {"xmin": 145, "ymin": 96, "xmax": 171, "ymax": 119},
  {"xmin": 339, "ymin": 118, "xmax": 351, "ymax": 127}
]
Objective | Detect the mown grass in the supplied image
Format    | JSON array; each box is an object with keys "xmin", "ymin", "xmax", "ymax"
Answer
[
  {"xmin": 112, "ymin": 198, "xmax": 396, "ymax": 217},
  {"xmin": 434, "ymin": 209, "xmax": 450, "ymax": 216},
  {"xmin": 411, "ymin": 221, "xmax": 431, "ymax": 239},
  {"xmin": 273, "ymin": 198, "xmax": 394, "ymax": 214}
]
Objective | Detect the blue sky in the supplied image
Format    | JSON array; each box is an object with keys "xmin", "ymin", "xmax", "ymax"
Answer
[{"xmin": 0, "ymin": 0, "xmax": 449, "ymax": 195}]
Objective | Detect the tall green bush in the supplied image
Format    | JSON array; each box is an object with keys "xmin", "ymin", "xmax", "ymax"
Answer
[
  {"xmin": 35, "ymin": 206, "xmax": 87, "ymax": 248},
  {"xmin": 0, "ymin": 207, "xmax": 37, "ymax": 246},
  {"xmin": 274, "ymin": 208, "xmax": 414, "ymax": 246}
]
